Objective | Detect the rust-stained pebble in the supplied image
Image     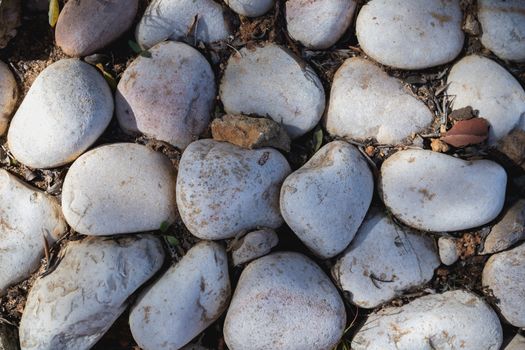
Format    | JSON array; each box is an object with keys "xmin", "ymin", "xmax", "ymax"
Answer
[
  {"xmin": 496, "ymin": 128, "xmax": 525, "ymax": 171},
  {"xmin": 231, "ymin": 228, "xmax": 279, "ymax": 266},
  {"xmin": 481, "ymin": 199, "xmax": 525, "ymax": 255},
  {"xmin": 0, "ymin": 60, "xmax": 17, "ymax": 135}
]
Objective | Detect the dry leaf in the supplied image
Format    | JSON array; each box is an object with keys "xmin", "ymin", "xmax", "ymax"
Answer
[{"xmin": 441, "ymin": 118, "xmax": 489, "ymax": 147}]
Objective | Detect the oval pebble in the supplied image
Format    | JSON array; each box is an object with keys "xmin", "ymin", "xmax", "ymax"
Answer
[
  {"xmin": 481, "ymin": 199, "xmax": 525, "ymax": 254},
  {"xmin": 220, "ymin": 44, "xmax": 325, "ymax": 139},
  {"xmin": 447, "ymin": 55, "xmax": 525, "ymax": 144},
  {"xmin": 482, "ymin": 242, "xmax": 525, "ymax": 328},
  {"xmin": 380, "ymin": 149, "xmax": 507, "ymax": 232},
  {"xmin": 0, "ymin": 169, "xmax": 66, "ymax": 293},
  {"xmin": 356, "ymin": 0, "xmax": 464, "ymax": 69},
  {"xmin": 176, "ymin": 139, "xmax": 291, "ymax": 240},
  {"xmin": 332, "ymin": 210, "xmax": 439, "ymax": 308},
  {"xmin": 224, "ymin": 252, "xmax": 346, "ymax": 350},
  {"xmin": 136, "ymin": 0, "xmax": 231, "ymax": 49},
  {"xmin": 130, "ymin": 241, "xmax": 231, "ymax": 350},
  {"xmin": 352, "ymin": 290, "xmax": 503, "ymax": 350},
  {"xmin": 56, "ymin": 0, "xmax": 138, "ymax": 56},
  {"xmin": 225, "ymin": 0, "xmax": 274, "ymax": 17},
  {"xmin": 116, "ymin": 41, "xmax": 215, "ymax": 149},
  {"xmin": 231, "ymin": 228, "xmax": 279, "ymax": 266},
  {"xmin": 62, "ymin": 143, "xmax": 177, "ymax": 236},
  {"xmin": 478, "ymin": 0, "xmax": 525, "ymax": 62},
  {"xmin": 438, "ymin": 236, "xmax": 460, "ymax": 266},
  {"xmin": 280, "ymin": 141, "xmax": 373, "ymax": 258},
  {"xmin": 0, "ymin": 60, "xmax": 17, "ymax": 135},
  {"xmin": 7, "ymin": 59, "xmax": 113, "ymax": 169},
  {"xmin": 325, "ymin": 57, "xmax": 433, "ymax": 144},
  {"xmin": 19, "ymin": 235, "xmax": 165, "ymax": 350},
  {"xmin": 286, "ymin": 0, "xmax": 356, "ymax": 49}
]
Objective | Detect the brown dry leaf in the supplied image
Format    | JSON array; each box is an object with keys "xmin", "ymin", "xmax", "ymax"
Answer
[{"xmin": 441, "ymin": 118, "xmax": 489, "ymax": 147}]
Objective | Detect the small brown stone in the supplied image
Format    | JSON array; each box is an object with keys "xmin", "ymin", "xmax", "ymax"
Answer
[
  {"xmin": 430, "ymin": 138, "xmax": 449, "ymax": 153},
  {"xmin": 496, "ymin": 128, "xmax": 525, "ymax": 171},
  {"xmin": 462, "ymin": 14, "xmax": 480, "ymax": 36},
  {"xmin": 449, "ymin": 106, "xmax": 475, "ymax": 121},
  {"xmin": 211, "ymin": 114, "xmax": 291, "ymax": 152}
]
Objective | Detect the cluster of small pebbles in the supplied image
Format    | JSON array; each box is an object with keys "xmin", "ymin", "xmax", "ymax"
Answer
[{"xmin": 0, "ymin": 0, "xmax": 524, "ymax": 349}]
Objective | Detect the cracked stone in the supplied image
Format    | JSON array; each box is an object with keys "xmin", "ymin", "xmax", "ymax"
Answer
[{"xmin": 231, "ymin": 228, "xmax": 279, "ymax": 266}]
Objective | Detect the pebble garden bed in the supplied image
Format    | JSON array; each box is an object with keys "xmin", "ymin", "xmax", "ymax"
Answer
[{"xmin": 0, "ymin": 0, "xmax": 524, "ymax": 349}]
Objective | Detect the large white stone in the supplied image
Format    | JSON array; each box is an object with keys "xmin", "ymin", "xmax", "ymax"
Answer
[
  {"xmin": 220, "ymin": 44, "xmax": 325, "ymax": 139},
  {"xmin": 19, "ymin": 235, "xmax": 165, "ymax": 350},
  {"xmin": 482, "ymin": 242, "xmax": 525, "ymax": 328},
  {"xmin": 136, "ymin": 0, "xmax": 231, "ymax": 49},
  {"xmin": 325, "ymin": 58, "xmax": 433, "ymax": 144},
  {"xmin": 447, "ymin": 55, "xmax": 525, "ymax": 144},
  {"xmin": 478, "ymin": 0, "xmax": 525, "ymax": 62},
  {"xmin": 225, "ymin": 0, "xmax": 274, "ymax": 17},
  {"xmin": 352, "ymin": 290, "xmax": 503, "ymax": 350},
  {"xmin": 116, "ymin": 41, "xmax": 215, "ymax": 149},
  {"xmin": 332, "ymin": 210, "xmax": 439, "ymax": 308},
  {"xmin": 481, "ymin": 199, "xmax": 525, "ymax": 254},
  {"xmin": 130, "ymin": 241, "xmax": 231, "ymax": 350},
  {"xmin": 380, "ymin": 149, "xmax": 507, "ymax": 232},
  {"xmin": 7, "ymin": 59, "xmax": 113, "ymax": 169},
  {"xmin": 62, "ymin": 143, "xmax": 177, "ymax": 235},
  {"xmin": 286, "ymin": 0, "xmax": 356, "ymax": 49},
  {"xmin": 231, "ymin": 229, "xmax": 279, "ymax": 266},
  {"xmin": 280, "ymin": 141, "xmax": 373, "ymax": 258},
  {"xmin": 356, "ymin": 0, "xmax": 464, "ymax": 69},
  {"xmin": 224, "ymin": 252, "xmax": 346, "ymax": 350},
  {"xmin": 176, "ymin": 139, "xmax": 290, "ymax": 240},
  {"xmin": 0, "ymin": 169, "xmax": 67, "ymax": 293},
  {"xmin": 0, "ymin": 60, "xmax": 17, "ymax": 135}
]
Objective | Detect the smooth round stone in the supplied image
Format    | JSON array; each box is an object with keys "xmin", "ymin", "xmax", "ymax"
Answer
[
  {"xmin": 224, "ymin": 252, "xmax": 346, "ymax": 350},
  {"xmin": 332, "ymin": 210, "xmax": 439, "ymax": 308},
  {"xmin": 447, "ymin": 55, "xmax": 525, "ymax": 144},
  {"xmin": 116, "ymin": 41, "xmax": 215, "ymax": 149},
  {"xmin": 136, "ymin": 0, "xmax": 231, "ymax": 49},
  {"xmin": 286, "ymin": 0, "xmax": 356, "ymax": 49},
  {"xmin": 0, "ymin": 60, "xmax": 17, "ymax": 135},
  {"xmin": 352, "ymin": 290, "xmax": 503, "ymax": 350},
  {"xmin": 325, "ymin": 58, "xmax": 433, "ymax": 144},
  {"xmin": 56, "ymin": 0, "xmax": 138, "ymax": 56},
  {"xmin": 280, "ymin": 141, "xmax": 373, "ymax": 258},
  {"xmin": 7, "ymin": 59, "xmax": 113, "ymax": 169},
  {"xmin": 356, "ymin": 0, "xmax": 464, "ymax": 69},
  {"xmin": 19, "ymin": 235, "xmax": 165, "ymax": 350},
  {"xmin": 176, "ymin": 139, "xmax": 291, "ymax": 240},
  {"xmin": 380, "ymin": 149, "xmax": 507, "ymax": 232},
  {"xmin": 220, "ymin": 44, "xmax": 325, "ymax": 139},
  {"xmin": 62, "ymin": 143, "xmax": 177, "ymax": 236},
  {"xmin": 481, "ymin": 199, "xmax": 525, "ymax": 254},
  {"xmin": 478, "ymin": 0, "xmax": 525, "ymax": 62},
  {"xmin": 130, "ymin": 241, "xmax": 231, "ymax": 350},
  {"xmin": 482, "ymin": 242, "xmax": 525, "ymax": 328},
  {"xmin": 0, "ymin": 169, "xmax": 67, "ymax": 293},
  {"xmin": 225, "ymin": 0, "xmax": 274, "ymax": 17},
  {"xmin": 231, "ymin": 229, "xmax": 279, "ymax": 266},
  {"xmin": 438, "ymin": 236, "xmax": 459, "ymax": 266}
]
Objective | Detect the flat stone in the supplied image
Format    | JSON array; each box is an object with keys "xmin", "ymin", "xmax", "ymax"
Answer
[
  {"xmin": 0, "ymin": 324, "xmax": 18, "ymax": 350},
  {"xmin": 482, "ymin": 242, "xmax": 525, "ymax": 328},
  {"xmin": 130, "ymin": 241, "xmax": 230, "ymax": 350},
  {"xmin": 136, "ymin": 0, "xmax": 231, "ymax": 49},
  {"xmin": 478, "ymin": 0, "xmax": 525, "ymax": 62},
  {"xmin": 280, "ymin": 141, "xmax": 373, "ymax": 258},
  {"xmin": 481, "ymin": 199, "xmax": 525, "ymax": 254},
  {"xmin": 447, "ymin": 55, "xmax": 525, "ymax": 144},
  {"xmin": 0, "ymin": 169, "xmax": 67, "ymax": 293},
  {"xmin": 220, "ymin": 44, "xmax": 325, "ymax": 139},
  {"xmin": 231, "ymin": 228, "xmax": 279, "ymax": 266},
  {"xmin": 211, "ymin": 114, "xmax": 291, "ymax": 152},
  {"xmin": 356, "ymin": 0, "xmax": 464, "ymax": 69},
  {"xmin": 19, "ymin": 235, "xmax": 165, "ymax": 350},
  {"xmin": 505, "ymin": 334, "xmax": 525, "ymax": 350},
  {"xmin": 332, "ymin": 209, "xmax": 439, "ymax": 308},
  {"xmin": 176, "ymin": 139, "xmax": 290, "ymax": 240},
  {"xmin": 380, "ymin": 149, "xmax": 507, "ymax": 232},
  {"xmin": 62, "ymin": 143, "xmax": 177, "ymax": 235},
  {"xmin": 224, "ymin": 252, "xmax": 346, "ymax": 350},
  {"xmin": 325, "ymin": 58, "xmax": 433, "ymax": 144},
  {"xmin": 286, "ymin": 0, "xmax": 356, "ymax": 49},
  {"xmin": 56, "ymin": 0, "xmax": 138, "ymax": 57},
  {"xmin": 225, "ymin": 0, "xmax": 274, "ymax": 17},
  {"xmin": 116, "ymin": 41, "xmax": 215, "ymax": 149},
  {"xmin": 0, "ymin": 0, "xmax": 20, "ymax": 48},
  {"xmin": 7, "ymin": 59, "xmax": 113, "ymax": 169},
  {"xmin": 496, "ymin": 129, "xmax": 525, "ymax": 171},
  {"xmin": 0, "ymin": 60, "xmax": 17, "ymax": 135},
  {"xmin": 438, "ymin": 236, "xmax": 460, "ymax": 265}
]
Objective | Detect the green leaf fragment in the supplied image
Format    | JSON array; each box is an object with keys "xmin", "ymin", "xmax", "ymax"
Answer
[
  {"xmin": 49, "ymin": 0, "xmax": 59, "ymax": 28},
  {"xmin": 95, "ymin": 64, "xmax": 117, "ymax": 91},
  {"xmin": 165, "ymin": 235, "xmax": 180, "ymax": 247},
  {"xmin": 159, "ymin": 221, "xmax": 170, "ymax": 233},
  {"xmin": 313, "ymin": 127, "xmax": 323, "ymax": 153}
]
